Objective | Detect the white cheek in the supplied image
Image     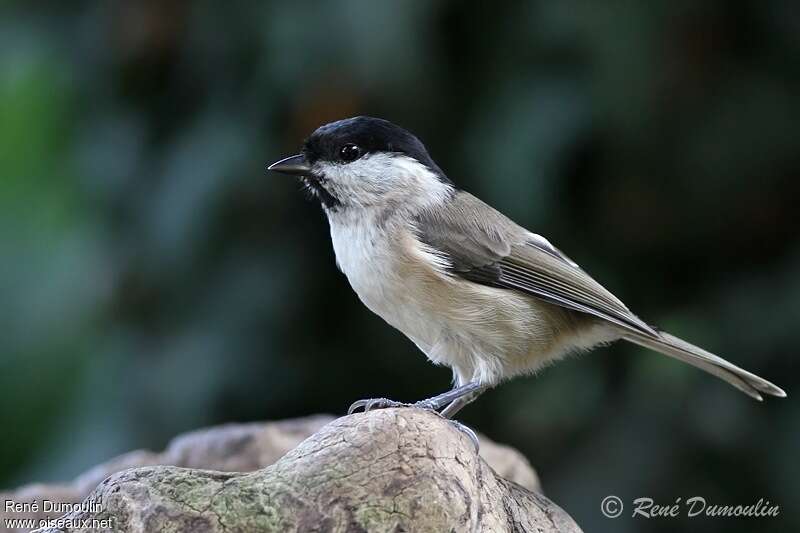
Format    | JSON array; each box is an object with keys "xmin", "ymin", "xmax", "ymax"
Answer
[
  {"xmin": 315, "ymin": 153, "xmax": 452, "ymax": 210},
  {"xmin": 317, "ymin": 156, "xmax": 391, "ymax": 192}
]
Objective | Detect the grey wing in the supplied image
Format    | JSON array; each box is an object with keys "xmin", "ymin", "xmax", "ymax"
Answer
[{"xmin": 415, "ymin": 191, "xmax": 658, "ymax": 339}]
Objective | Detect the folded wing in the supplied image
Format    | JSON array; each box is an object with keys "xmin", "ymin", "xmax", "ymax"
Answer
[{"xmin": 414, "ymin": 191, "xmax": 658, "ymax": 339}]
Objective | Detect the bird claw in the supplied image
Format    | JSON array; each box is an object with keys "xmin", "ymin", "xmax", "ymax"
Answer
[
  {"xmin": 347, "ymin": 397, "xmax": 410, "ymax": 415},
  {"xmin": 448, "ymin": 420, "xmax": 480, "ymax": 452}
]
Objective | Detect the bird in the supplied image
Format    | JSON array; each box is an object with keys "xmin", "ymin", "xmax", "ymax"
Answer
[{"xmin": 268, "ymin": 116, "xmax": 786, "ymax": 428}]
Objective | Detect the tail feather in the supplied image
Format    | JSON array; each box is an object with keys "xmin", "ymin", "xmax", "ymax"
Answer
[{"xmin": 623, "ymin": 331, "xmax": 786, "ymax": 401}]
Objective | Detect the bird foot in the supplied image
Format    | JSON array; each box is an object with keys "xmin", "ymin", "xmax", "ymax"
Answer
[
  {"xmin": 347, "ymin": 397, "xmax": 446, "ymax": 415},
  {"xmin": 346, "ymin": 398, "xmax": 480, "ymax": 451},
  {"xmin": 411, "ymin": 398, "xmax": 441, "ymax": 410},
  {"xmin": 347, "ymin": 397, "xmax": 411, "ymax": 415},
  {"xmin": 447, "ymin": 420, "xmax": 480, "ymax": 452}
]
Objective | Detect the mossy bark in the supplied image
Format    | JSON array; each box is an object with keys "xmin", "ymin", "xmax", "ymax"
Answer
[{"xmin": 22, "ymin": 409, "xmax": 579, "ymax": 533}]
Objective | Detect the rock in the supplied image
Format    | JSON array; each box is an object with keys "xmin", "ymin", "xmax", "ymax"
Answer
[
  {"xmin": 2, "ymin": 410, "xmax": 580, "ymax": 532},
  {"xmin": 1, "ymin": 415, "xmax": 334, "ymax": 533}
]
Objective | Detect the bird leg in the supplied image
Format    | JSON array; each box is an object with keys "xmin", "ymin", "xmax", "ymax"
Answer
[
  {"xmin": 347, "ymin": 381, "xmax": 486, "ymax": 450},
  {"xmin": 348, "ymin": 382, "xmax": 484, "ymax": 415},
  {"xmin": 428, "ymin": 384, "xmax": 486, "ymax": 450},
  {"xmin": 412, "ymin": 382, "xmax": 486, "ymax": 414},
  {"xmin": 439, "ymin": 387, "xmax": 485, "ymax": 418}
]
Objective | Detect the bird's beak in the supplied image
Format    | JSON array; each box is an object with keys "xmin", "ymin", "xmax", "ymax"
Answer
[{"xmin": 267, "ymin": 154, "xmax": 311, "ymax": 176}]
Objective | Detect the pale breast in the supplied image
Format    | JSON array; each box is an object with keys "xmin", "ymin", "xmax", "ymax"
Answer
[
  {"xmin": 329, "ymin": 220, "xmax": 440, "ymax": 346},
  {"xmin": 327, "ymin": 216, "xmax": 602, "ymax": 385}
]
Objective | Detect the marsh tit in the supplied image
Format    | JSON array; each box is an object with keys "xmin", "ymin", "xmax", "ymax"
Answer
[{"xmin": 268, "ymin": 116, "xmax": 785, "ymax": 422}]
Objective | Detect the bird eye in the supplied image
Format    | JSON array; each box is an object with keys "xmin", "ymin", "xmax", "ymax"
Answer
[{"xmin": 339, "ymin": 144, "xmax": 362, "ymax": 162}]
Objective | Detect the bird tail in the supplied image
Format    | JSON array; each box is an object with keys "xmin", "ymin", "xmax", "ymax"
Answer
[{"xmin": 622, "ymin": 331, "xmax": 786, "ymax": 401}]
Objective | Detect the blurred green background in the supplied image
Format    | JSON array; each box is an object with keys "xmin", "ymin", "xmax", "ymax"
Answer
[{"xmin": 1, "ymin": 1, "xmax": 797, "ymax": 532}]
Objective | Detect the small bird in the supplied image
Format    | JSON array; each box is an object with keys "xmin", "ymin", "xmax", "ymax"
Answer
[{"xmin": 269, "ymin": 116, "xmax": 785, "ymax": 425}]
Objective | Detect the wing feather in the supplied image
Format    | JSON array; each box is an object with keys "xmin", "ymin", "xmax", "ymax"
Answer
[{"xmin": 415, "ymin": 191, "xmax": 658, "ymax": 339}]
